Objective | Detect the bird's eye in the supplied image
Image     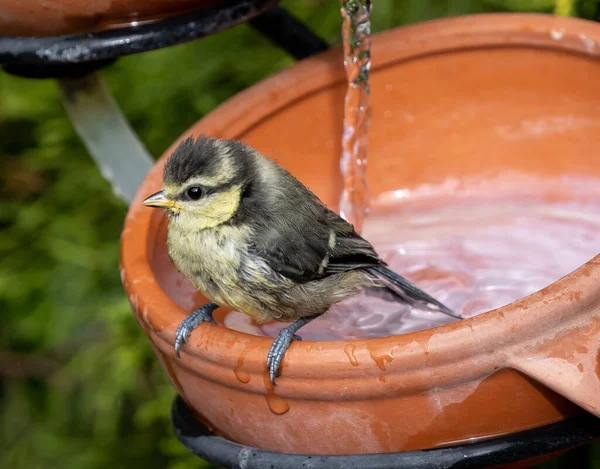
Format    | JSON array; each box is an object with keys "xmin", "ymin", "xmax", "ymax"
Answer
[{"xmin": 186, "ymin": 186, "xmax": 203, "ymax": 200}]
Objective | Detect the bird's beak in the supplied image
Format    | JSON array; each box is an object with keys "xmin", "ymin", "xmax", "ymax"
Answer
[{"xmin": 142, "ymin": 190, "xmax": 176, "ymax": 209}]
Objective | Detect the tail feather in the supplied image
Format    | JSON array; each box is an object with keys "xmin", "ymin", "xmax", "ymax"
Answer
[{"xmin": 367, "ymin": 265, "xmax": 462, "ymax": 320}]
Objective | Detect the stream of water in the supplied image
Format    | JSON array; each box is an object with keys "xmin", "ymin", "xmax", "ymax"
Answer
[{"xmin": 338, "ymin": 0, "xmax": 373, "ymax": 233}]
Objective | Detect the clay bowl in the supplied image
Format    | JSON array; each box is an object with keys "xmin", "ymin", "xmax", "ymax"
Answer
[
  {"xmin": 1, "ymin": 0, "xmax": 276, "ymax": 37},
  {"xmin": 121, "ymin": 13, "xmax": 600, "ymax": 455}
]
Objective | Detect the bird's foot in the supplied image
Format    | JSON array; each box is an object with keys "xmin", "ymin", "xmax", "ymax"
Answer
[
  {"xmin": 174, "ymin": 302, "xmax": 218, "ymax": 357},
  {"xmin": 266, "ymin": 316, "xmax": 318, "ymax": 386},
  {"xmin": 266, "ymin": 328, "xmax": 301, "ymax": 386}
]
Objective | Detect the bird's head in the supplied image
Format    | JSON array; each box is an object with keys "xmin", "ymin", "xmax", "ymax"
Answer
[{"xmin": 142, "ymin": 135, "xmax": 254, "ymax": 230}]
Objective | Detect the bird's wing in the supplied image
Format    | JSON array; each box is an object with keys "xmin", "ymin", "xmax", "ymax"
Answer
[
  {"xmin": 320, "ymin": 213, "xmax": 385, "ymax": 274},
  {"xmin": 249, "ymin": 205, "xmax": 383, "ymax": 283}
]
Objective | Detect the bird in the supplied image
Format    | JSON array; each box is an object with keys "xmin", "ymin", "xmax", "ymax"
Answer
[{"xmin": 142, "ymin": 135, "xmax": 461, "ymax": 385}]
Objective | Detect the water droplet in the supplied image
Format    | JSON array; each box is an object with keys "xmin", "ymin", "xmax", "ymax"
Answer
[
  {"xmin": 263, "ymin": 372, "xmax": 290, "ymax": 415},
  {"xmin": 344, "ymin": 343, "xmax": 360, "ymax": 366},
  {"xmin": 369, "ymin": 350, "xmax": 393, "ymax": 371},
  {"xmin": 266, "ymin": 393, "xmax": 290, "ymax": 415},
  {"xmin": 580, "ymin": 34, "xmax": 596, "ymax": 53},
  {"xmin": 234, "ymin": 355, "xmax": 250, "ymax": 383}
]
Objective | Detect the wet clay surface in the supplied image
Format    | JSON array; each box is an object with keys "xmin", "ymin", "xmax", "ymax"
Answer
[{"xmin": 121, "ymin": 14, "xmax": 600, "ymax": 454}]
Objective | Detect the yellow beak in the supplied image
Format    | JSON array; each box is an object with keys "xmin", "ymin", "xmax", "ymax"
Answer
[{"xmin": 142, "ymin": 190, "xmax": 177, "ymax": 209}]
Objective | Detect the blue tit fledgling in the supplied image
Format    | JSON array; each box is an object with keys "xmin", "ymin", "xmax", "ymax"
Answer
[{"xmin": 143, "ymin": 135, "xmax": 460, "ymax": 385}]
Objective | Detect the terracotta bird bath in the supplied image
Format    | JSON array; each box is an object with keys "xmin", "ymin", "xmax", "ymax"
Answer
[{"xmin": 121, "ymin": 13, "xmax": 600, "ymax": 468}]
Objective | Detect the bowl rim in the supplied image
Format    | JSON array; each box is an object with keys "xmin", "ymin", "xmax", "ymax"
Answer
[{"xmin": 120, "ymin": 12, "xmax": 600, "ymax": 394}]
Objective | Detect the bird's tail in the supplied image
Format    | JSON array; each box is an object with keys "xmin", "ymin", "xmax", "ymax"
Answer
[{"xmin": 367, "ymin": 265, "xmax": 462, "ymax": 320}]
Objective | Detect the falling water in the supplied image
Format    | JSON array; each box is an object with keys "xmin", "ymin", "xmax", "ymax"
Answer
[{"xmin": 338, "ymin": 0, "xmax": 373, "ymax": 233}]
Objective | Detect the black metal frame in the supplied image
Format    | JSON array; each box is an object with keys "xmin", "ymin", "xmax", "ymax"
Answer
[
  {"xmin": 0, "ymin": 1, "xmax": 329, "ymax": 78},
  {"xmin": 249, "ymin": 6, "xmax": 329, "ymax": 60},
  {"xmin": 171, "ymin": 396, "xmax": 600, "ymax": 469}
]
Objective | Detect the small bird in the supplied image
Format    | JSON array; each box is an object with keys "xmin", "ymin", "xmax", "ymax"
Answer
[{"xmin": 143, "ymin": 135, "xmax": 460, "ymax": 385}]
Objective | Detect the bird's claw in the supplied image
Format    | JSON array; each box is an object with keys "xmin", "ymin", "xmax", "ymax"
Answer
[
  {"xmin": 267, "ymin": 327, "xmax": 303, "ymax": 386},
  {"xmin": 174, "ymin": 303, "xmax": 217, "ymax": 358}
]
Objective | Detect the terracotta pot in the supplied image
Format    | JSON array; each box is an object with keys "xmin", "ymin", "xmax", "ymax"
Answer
[
  {"xmin": 121, "ymin": 13, "xmax": 600, "ymax": 457},
  {"xmin": 0, "ymin": 0, "xmax": 275, "ymax": 37}
]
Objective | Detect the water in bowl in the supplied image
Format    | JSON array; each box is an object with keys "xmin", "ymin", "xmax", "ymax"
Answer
[{"xmin": 225, "ymin": 179, "xmax": 600, "ymax": 340}]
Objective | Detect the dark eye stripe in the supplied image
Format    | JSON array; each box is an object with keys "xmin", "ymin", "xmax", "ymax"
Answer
[{"xmin": 195, "ymin": 180, "xmax": 238, "ymax": 193}]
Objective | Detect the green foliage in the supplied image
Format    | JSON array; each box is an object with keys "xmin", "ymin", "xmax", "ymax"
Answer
[
  {"xmin": 484, "ymin": 0, "xmax": 555, "ymax": 12},
  {"xmin": 0, "ymin": 1, "xmax": 598, "ymax": 468}
]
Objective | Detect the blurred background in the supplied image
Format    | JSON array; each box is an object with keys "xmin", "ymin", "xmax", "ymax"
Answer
[{"xmin": 1, "ymin": 1, "xmax": 600, "ymax": 468}]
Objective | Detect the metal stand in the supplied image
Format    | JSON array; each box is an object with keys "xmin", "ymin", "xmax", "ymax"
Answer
[
  {"xmin": 171, "ymin": 396, "xmax": 600, "ymax": 469},
  {"xmin": 57, "ymin": 74, "xmax": 154, "ymax": 204},
  {"xmin": 0, "ymin": 2, "xmax": 329, "ymax": 204},
  {"xmin": 0, "ymin": 2, "xmax": 328, "ymax": 78},
  {"xmin": 249, "ymin": 6, "xmax": 329, "ymax": 60},
  {"xmin": 0, "ymin": 0, "xmax": 278, "ymax": 78}
]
